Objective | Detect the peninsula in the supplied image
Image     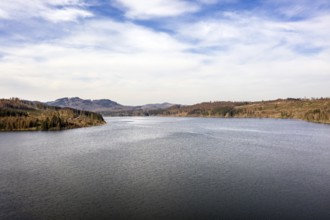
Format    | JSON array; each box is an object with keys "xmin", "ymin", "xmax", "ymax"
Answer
[{"xmin": 0, "ymin": 98, "xmax": 105, "ymax": 131}]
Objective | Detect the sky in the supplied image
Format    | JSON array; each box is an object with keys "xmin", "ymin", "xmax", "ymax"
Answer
[{"xmin": 0, "ymin": 0, "xmax": 329, "ymax": 105}]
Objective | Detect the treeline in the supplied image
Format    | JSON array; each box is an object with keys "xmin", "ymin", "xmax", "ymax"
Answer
[
  {"xmin": 0, "ymin": 117, "xmax": 41, "ymax": 131},
  {"xmin": 69, "ymin": 108, "xmax": 105, "ymax": 122},
  {"xmin": 0, "ymin": 109, "xmax": 28, "ymax": 117},
  {"xmin": 303, "ymin": 109, "xmax": 330, "ymax": 122},
  {"xmin": 148, "ymin": 102, "xmax": 246, "ymax": 117},
  {"xmin": 0, "ymin": 98, "xmax": 50, "ymax": 111},
  {"xmin": 0, "ymin": 111, "xmax": 105, "ymax": 131},
  {"xmin": 147, "ymin": 98, "xmax": 330, "ymax": 124},
  {"xmin": 0, "ymin": 98, "xmax": 105, "ymax": 131}
]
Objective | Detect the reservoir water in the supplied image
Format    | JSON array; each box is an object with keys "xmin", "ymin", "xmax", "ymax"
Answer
[{"xmin": 1, "ymin": 117, "xmax": 330, "ymax": 219}]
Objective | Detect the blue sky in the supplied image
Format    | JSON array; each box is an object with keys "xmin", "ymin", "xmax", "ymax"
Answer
[{"xmin": 0, "ymin": 0, "xmax": 329, "ymax": 105}]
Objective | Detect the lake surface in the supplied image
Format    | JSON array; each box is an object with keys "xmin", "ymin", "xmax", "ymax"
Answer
[{"xmin": 1, "ymin": 117, "xmax": 330, "ymax": 219}]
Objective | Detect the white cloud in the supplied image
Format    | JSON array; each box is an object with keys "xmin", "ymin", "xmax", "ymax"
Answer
[
  {"xmin": 40, "ymin": 8, "xmax": 92, "ymax": 23},
  {"xmin": 0, "ymin": 0, "xmax": 92, "ymax": 22},
  {"xmin": 112, "ymin": 0, "xmax": 199, "ymax": 19},
  {"xmin": 197, "ymin": 0, "xmax": 237, "ymax": 4},
  {"xmin": 0, "ymin": 19, "xmax": 203, "ymax": 103},
  {"xmin": 0, "ymin": 2, "xmax": 329, "ymax": 104},
  {"xmin": 175, "ymin": 12, "xmax": 330, "ymax": 58},
  {"xmin": 48, "ymin": 0, "xmax": 85, "ymax": 6},
  {"xmin": 60, "ymin": 19, "xmax": 188, "ymax": 53},
  {"xmin": 0, "ymin": 9, "xmax": 9, "ymax": 19}
]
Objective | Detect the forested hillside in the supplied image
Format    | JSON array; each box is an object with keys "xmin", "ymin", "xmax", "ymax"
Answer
[
  {"xmin": 150, "ymin": 98, "xmax": 330, "ymax": 124},
  {"xmin": 0, "ymin": 98, "xmax": 105, "ymax": 131}
]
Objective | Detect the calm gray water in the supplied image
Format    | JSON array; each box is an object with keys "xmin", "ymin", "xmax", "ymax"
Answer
[{"xmin": 1, "ymin": 117, "xmax": 330, "ymax": 219}]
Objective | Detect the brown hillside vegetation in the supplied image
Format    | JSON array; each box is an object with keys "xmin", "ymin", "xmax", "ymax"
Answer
[
  {"xmin": 0, "ymin": 98, "xmax": 105, "ymax": 131},
  {"xmin": 150, "ymin": 98, "xmax": 330, "ymax": 124}
]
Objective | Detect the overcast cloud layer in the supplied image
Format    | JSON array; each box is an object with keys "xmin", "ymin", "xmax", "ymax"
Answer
[{"xmin": 0, "ymin": 0, "xmax": 329, "ymax": 104}]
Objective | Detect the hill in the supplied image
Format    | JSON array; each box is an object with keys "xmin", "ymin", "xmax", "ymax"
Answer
[
  {"xmin": 46, "ymin": 97, "xmax": 175, "ymax": 116},
  {"xmin": 0, "ymin": 98, "xmax": 105, "ymax": 131},
  {"xmin": 149, "ymin": 98, "xmax": 330, "ymax": 124},
  {"xmin": 46, "ymin": 97, "xmax": 122, "ymax": 112}
]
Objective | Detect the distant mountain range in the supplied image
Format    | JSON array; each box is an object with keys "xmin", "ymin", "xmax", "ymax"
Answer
[
  {"xmin": 45, "ymin": 97, "xmax": 330, "ymax": 124},
  {"xmin": 46, "ymin": 97, "xmax": 175, "ymax": 116}
]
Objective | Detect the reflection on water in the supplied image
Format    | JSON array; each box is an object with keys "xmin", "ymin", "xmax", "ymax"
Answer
[{"xmin": 1, "ymin": 117, "xmax": 330, "ymax": 219}]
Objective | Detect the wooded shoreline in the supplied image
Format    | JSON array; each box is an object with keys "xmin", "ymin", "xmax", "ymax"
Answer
[
  {"xmin": 107, "ymin": 98, "xmax": 330, "ymax": 124},
  {"xmin": 0, "ymin": 98, "xmax": 105, "ymax": 131},
  {"xmin": 1, "ymin": 98, "xmax": 329, "ymax": 131}
]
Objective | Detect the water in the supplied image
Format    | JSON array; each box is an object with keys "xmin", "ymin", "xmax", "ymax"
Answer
[{"xmin": 1, "ymin": 117, "xmax": 330, "ymax": 219}]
